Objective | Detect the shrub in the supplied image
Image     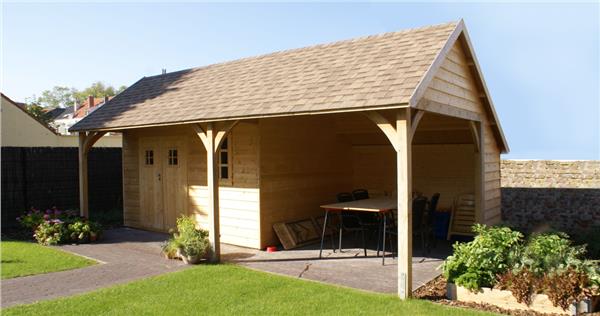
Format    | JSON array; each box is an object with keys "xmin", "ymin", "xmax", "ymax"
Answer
[
  {"xmin": 19, "ymin": 207, "xmax": 102, "ymax": 245},
  {"xmin": 442, "ymin": 224, "xmax": 523, "ymax": 291},
  {"xmin": 162, "ymin": 215, "xmax": 209, "ymax": 262},
  {"xmin": 34, "ymin": 220, "xmax": 68, "ymax": 245}
]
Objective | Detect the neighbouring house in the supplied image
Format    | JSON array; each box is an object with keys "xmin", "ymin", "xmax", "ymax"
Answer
[
  {"xmin": 70, "ymin": 20, "xmax": 508, "ymax": 298},
  {"xmin": 49, "ymin": 96, "xmax": 113, "ymax": 135},
  {"xmin": 1, "ymin": 93, "xmax": 120, "ymax": 147}
]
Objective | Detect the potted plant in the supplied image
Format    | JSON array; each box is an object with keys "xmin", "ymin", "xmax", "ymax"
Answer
[{"xmin": 162, "ymin": 215, "xmax": 209, "ymax": 264}]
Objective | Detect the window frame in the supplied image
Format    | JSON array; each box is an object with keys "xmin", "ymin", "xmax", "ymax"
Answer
[
  {"xmin": 144, "ymin": 149, "xmax": 154, "ymax": 166},
  {"xmin": 218, "ymin": 136, "xmax": 232, "ymax": 185},
  {"xmin": 167, "ymin": 148, "xmax": 179, "ymax": 167}
]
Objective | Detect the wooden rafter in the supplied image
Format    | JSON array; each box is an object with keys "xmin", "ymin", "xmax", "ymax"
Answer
[
  {"xmin": 409, "ymin": 110, "xmax": 424, "ymax": 142},
  {"xmin": 469, "ymin": 121, "xmax": 481, "ymax": 153}
]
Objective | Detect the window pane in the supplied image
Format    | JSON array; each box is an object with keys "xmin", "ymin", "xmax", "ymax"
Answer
[
  {"xmin": 145, "ymin": 150, "xmax": 153, "ymax": 165},
  {"xmin": 220, "ymin": 151, "xmax": 228, "ymax": 164},
  {"xmin": 220, "ymin": 138, "xmax": 228, "ymax": 150},
  {"xmin": 221, "ymin": 166, "xmax": 228, "ymax": 179}
]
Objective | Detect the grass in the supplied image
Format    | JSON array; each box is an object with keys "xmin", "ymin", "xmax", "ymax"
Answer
[
  {"xmin": 3, "ymin": 264, "xmax": 497, "ymax": 315},
  {"xmin": 0, "ymin": 241, "xmax": 96, "ymax": 279}
]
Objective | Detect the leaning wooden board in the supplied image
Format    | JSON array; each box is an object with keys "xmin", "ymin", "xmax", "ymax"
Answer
[{"xmin": 273, "ymin": 218, "xmax": 321, "ymax": 250}]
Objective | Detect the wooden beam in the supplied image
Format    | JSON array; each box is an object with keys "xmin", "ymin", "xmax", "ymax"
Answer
[
  {"xmin": 190, "ymin": 121, "xmax": 237, "ymax": 263},
  {"xmin": 83, "ymin": 131, "xmax": 107, "ymax": 153},
  {"xmin": 362, "ymin": 111, "xmax": 399, "ymax": 151},
  {"xmin": 469, "ymin": 121, "xmax": 480, "ymax": 153},
  {"xmin": 396, "ymin": 108, "xmax": 412, "ymax": 299},
  {"xmin": 78, "ymin": 133, "xmax": 89, "ymax": 217},
  {"xmin": 409, "ymin": 110, "xmax": 424, "ymax": 143},
  {"xmin": 415, "ymin": 99, "xmax": 481, "ymax": 122},
  {"xmin": 205, "ymin": 123, "xmax": 221, "ymax": 262},
  {"xmin": 474, "ymin": 122, "xmax": 485, "ymax": 224},
  {"xmin": 78, "ymin": 131, "xmax": 108, "ymax": 218},
  {"xmin": 214, "ymin": 120, "xmax": 239, "ymax": 153},
  {"xmin": 192, "ymin": 124, "xmax": 209, "ymax": 149}
]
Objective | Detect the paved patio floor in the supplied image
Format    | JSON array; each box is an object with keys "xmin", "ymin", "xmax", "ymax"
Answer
[
  {"xmin": 2, "ymin": 228, "xmax": 450, "ymax": 308},
  {"xmin": 222, "ymin": 236, "xmax": 451, "ymax": 294}
]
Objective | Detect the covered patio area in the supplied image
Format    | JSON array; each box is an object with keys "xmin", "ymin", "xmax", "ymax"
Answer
[{"xmin": 223, "ymin": 239, "xmax": 452, "ymax": 294}]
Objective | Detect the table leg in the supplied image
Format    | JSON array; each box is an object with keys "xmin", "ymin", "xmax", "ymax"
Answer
[
  {"xmin": 382, "ymin": 213, "xmax": 387, "ymax": 266},
  {"xmin": 319, "ymin": 210, "xmax": 329, "ymax": 259},
  {"xmin": 338, "ymin": 213, "xmax": 343, "ymax": 253}
]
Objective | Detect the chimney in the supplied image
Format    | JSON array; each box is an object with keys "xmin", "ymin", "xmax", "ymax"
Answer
[
  {"xmin": 103, "ymin": 96, "xmax": 109, "ymax": 104},
  {"xmin": 73, "ymin": 100, "xmax": 78, "ymax": 113},
  {"xmin": 87, "ymin": 95, "xmax": 94, "ymax": 109},
  {"xmin": 162, "ymin": 68, "xmax": 167, "ymax": 75}
]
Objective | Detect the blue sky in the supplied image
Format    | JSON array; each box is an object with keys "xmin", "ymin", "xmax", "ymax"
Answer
[{"xmin": 2, "ymin": 2, "xmax": 599, "ymax": 159}]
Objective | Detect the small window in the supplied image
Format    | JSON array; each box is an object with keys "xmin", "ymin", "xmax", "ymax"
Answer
[
  {"xmin": 145, "ymin": 150, "xmax": 154, "ymax": 165},
  {"xmin": 219, "ymin": 137, "xmax": 230, "ymax": 180},
  {"xmin": 168, "ymin": 149, "xmax": 178, "ymax": 165}
]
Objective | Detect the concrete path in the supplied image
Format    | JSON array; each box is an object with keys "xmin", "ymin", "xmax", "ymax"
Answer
[{"xmin": 1, "ymin": 228, "xmax": 187, "ymax": 308}]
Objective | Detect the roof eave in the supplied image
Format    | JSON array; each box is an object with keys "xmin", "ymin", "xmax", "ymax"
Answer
[{"xmin": 68, "ymin": 102, "xmax": 410, "ymax": 133}]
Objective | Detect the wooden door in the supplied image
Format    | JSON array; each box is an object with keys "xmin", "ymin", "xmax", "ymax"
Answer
[
  {"xmin": 139, "ymin": 138, "xmax": 164, "ymax": 230},
  {"xmin": 161, "ymin": 137, "xmax": 188, "ymax": 231}
]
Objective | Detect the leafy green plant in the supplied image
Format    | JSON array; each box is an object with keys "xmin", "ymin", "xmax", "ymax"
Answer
[
  {"xmin": 162, "ymin": 216, "xmax": 209, "ymax": 262},
  {"xmin": 442, "ymin": 224, "xmax": 523, "ymax": 291},
  {"xmin": 515, "ymin": 232, "xmax": 585, "ymax": 276},
  {"xmin": 34, "ymin": 220, "xmax": 67, "ymax": 245}
]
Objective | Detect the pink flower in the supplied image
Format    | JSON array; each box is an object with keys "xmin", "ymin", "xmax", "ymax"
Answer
[{"xmin": 43, "ymin": 214, "xmax": 50, "ymax": 220}]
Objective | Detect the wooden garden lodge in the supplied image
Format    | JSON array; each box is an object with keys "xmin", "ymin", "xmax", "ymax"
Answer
[{"xmin": 70, "ymin": 20, "xmax": 508, "ymax": 299}]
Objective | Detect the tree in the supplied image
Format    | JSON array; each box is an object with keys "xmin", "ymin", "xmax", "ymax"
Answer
[
  {"xmin": 26, "ymin": 103, "xmax": 52, "ymax": 125},
  {"xmin": 27, "ymin": 86, "xmax": 77, "ymax": 108},
  {"xmin": 74, "ymin": 81, "xmax": 123, "ymax": 102}
]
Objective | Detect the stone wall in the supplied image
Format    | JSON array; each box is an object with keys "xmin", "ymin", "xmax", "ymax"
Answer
[{"xmin": 500, "ymin": 160, "xmax": 600, "ymax": 233}]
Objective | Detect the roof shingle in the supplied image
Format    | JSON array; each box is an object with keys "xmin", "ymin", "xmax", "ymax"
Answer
[{"xmin": 71, "ymin": 22, "xmax": 458, "ymax": 131}]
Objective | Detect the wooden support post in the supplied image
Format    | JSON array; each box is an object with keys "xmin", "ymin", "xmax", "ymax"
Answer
[
  {"xmin": 396, "ymin": 109, "xmax": 412, "ymax": 299},
  {"xmin": 363, "ymin": 109, "xmax": 413, "ymax": 299},
  {"xmin": 473, "ymin": 122, "xmax": 485, "ymax": 224},
  {"xmin": 206, "ymin": 123, "xmax": 221, "ymax": 262},
  {"xmin": 78, "ymin": 132, "xmax": 89, "ymax": 217},
  {"xmin": 77, "ymin": 131, "xmax": 107, "ymax": 217},
  {"xmin": 192, "ymin": 120, "xmax": 238, "ymax": 263}
]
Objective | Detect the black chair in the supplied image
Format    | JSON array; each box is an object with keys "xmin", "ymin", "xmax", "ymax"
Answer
[
  {"xmin": 423, "ymin": 193, "xmax": 440, "ymax": 251},
  {"xmin": 336, "ymin": 192, "xmax": 367, "ymax": 256},
  {"xmin": 352, "ymin": 189, "xmax": 369, "ymax": 200},
  {"xmin": 352, "ymin": 189, "xmax": 380, "ymax": 232},
  {"xmin": 412, "ymin": 196, "xmax": 429, "ymax": 253}
]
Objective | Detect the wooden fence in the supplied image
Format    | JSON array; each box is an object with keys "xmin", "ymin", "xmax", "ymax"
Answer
[{"xmin": 1, "ymin": 147, "xmax": 123, "ymax": 227}]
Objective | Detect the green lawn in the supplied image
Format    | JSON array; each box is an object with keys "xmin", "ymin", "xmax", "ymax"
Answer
[
  {"xmin": 1, "ymin": 241, "xmax": 96, "ymax": 279},
  {"xmin": 3, "ymin": 264, "xmax": 497, "ymax": 315}
]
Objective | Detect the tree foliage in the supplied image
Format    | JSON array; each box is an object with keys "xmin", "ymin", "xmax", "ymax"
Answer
[
  {"xmin": 26, "ymin": 104, "xmax": 53, "ymax": 125},
  {"xmin": 27, "ymin": 81, "xmax": 127, "ymax": 109}
]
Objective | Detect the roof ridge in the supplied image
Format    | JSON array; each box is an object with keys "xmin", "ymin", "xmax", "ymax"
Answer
[{"xmin": 146, "ymin": 20, "xmax": 459, "ymax": 79}]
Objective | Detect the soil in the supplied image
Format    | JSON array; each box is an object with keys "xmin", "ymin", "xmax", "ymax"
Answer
[{"xmin": 413, "ymin": 275, "xmax": 599, "ymax": 316}]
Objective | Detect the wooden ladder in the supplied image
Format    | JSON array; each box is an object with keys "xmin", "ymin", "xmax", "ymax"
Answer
[{"xmin": 447, "ymin": 193, "xmax": 476, "ymax": 240}]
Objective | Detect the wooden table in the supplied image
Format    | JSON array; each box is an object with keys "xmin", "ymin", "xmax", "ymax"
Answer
[{"xmin": 319, "ymin": 197, "xmax": 397, "ymax": 264}]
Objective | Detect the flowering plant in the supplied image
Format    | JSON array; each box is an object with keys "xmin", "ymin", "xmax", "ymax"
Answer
[{"xmin": 17, "ymin": 207, "xmax": 102, "ymax": 245}]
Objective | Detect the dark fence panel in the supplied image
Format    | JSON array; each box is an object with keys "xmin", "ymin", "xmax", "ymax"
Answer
[{"xmin": 1, "ymin": 147, "xmax": 122, "ymax": 227}]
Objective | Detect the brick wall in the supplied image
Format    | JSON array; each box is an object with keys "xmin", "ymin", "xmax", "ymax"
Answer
[{"xmin": 501, "ymin": 160, "xmax": 600, "ymax": 233}]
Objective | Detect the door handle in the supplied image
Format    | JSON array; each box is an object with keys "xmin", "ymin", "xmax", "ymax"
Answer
[{"xmin": 157, "ymin": 173, "xmax": 161, "ymax": 181}]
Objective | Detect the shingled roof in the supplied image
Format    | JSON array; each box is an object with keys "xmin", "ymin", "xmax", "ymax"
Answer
[{"xmin": 71, "ymin": 21, "xmax": 468, "ymax": 132}]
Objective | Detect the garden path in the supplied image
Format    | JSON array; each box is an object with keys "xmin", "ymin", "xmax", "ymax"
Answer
[{"xmin": 1, "ymin": 228, "xmax": 187, "ymax": 308}]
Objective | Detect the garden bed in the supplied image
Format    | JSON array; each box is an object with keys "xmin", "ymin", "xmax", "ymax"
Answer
[{"xmin": 447, "ymin": 283, "xmax": 598, "ymax": 315}]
